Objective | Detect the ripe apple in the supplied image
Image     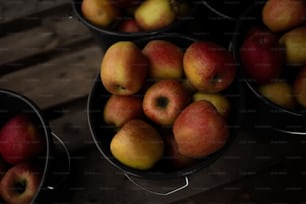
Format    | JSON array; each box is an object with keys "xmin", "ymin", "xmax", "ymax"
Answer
[
  {"xmin": 192, "ymin": 92, "xmax": 231, "ymax": 118},
  {"xmin": 294, "ymin": 66, "xmax": 306, "ymax": 108},
  {"xmin": 100, "ymin": 41, "xmax": 149, "ymax": 95},
  {"xmin": 118, "ymin": 19, "xmax": 142, "ymax": 32},
  {"xmin": 143, "ymin": 39, "xmax": 184, "ymax": 80},
  {"xmin": 134, "ymin": 0, "xmax": 179, "ymax": 31},
  {"xmin": 173, "ymin": 101, "xmax": 229, "ymax": 158},
  {"xmin": 258, "ymin": 81, "xmax": 296, "ymax": 110},
  {"xmin": 0, "ymin": 162, "xmax": 41, "ymax": 204},
  {"xmin": 81, "ymin": 0, "xmax": 120, "ymax": 28},
  {"xmin": 164, "ymin": 134, "xmax": 195, "ymax": 169},
  {"xmin": 279, "ymin": 26, "xmax": 306, "ymax": 66},
  {"xmin": 0, "ymin": 115, "xmax": 45, "ymax": 164},
  {"xmin": 239, "ymin": 29, "xmax": 284, "ymax": 84},
  {"xmin": 103, "ymin": 94, "xmax": 144, "ymax": 128},
  {"xmin": 183, "ymin": 41, "xmax": 236, "ymax": 93},
  {"xmin": 110, "ymin": 120, "xmax": 164, "ymax": 170},
  {"xmin": 262, "ymin": 0, "xmax": 306, "ymax": 32},
  {"xmin": 143, "ymin": 80, "xmax": 190, "ymax": 126}
]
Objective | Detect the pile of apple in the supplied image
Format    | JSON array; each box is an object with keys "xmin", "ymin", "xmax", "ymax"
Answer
[
  {"xmin": 239, "ymin": 0, "xmax": 306, "ymax": 111},
  {"xmin": 0, "ymin": 114, "xmax": 45, "ymax": 204},
  {"xmin": 81, "ymin": 0, "xmax": 192, "ymax": 32},
  {"xmin": 99, "ymin": 37, "xmax": 237, "ymax": 171}
]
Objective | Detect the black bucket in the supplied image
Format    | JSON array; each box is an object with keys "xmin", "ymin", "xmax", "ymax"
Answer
[
  {"xmin": 232, "ymin": 1, "xmax": 306, "ymax": 135},
  {"xmin": 72, "ymin": 0, "xmax": 199, "ymax": 51},
  {"xmin": 87, "ymin": 33, "xmax": 242, "ymax": 189},
  {"xmin": 0, "ymin": 89, "xmax": 70, "ymax": 203}
]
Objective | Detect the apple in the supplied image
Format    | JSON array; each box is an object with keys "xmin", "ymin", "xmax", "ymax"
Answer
[
  {"xmin": 81, "ymin": 0, "xmax": 120, "ymax": 28},
  {"xmin": 118, "ymin": 19, "xmax": 142, "ymax": 32},
  {"xmin": 279, "ymin": 26, "xmax": 306, "ymax": 66},
  {"xmin": 239, "ymin": 28, "xmax": 284, "ymax": 84},
  {"xmin": 258, "ymin": 81, "xmax": 296, "ymax": 110},
  {"xmin": 192, "ymin": 92, "xmax": 231, "ymax": 118},
  {"xmin": 143, "ymin": 79, "xmax": 190, "ymax": 126},
  {"xmin": 294, "ymin": 66, "xmax": 306, "ymax": 108},
  {"xmin": 173, "ymin": 100, "xmax": 229, "ymax": 158},
  {"xmin": 142, "ymin": 39, "xmax": 184, "ymax": 80},
  {"xmin": 262, "ymin": 0, "xmax": 306, "ymax": 32},
  {"xmin": 183, "ymin": 41, "xmax": 236, "ymax": 93},
  {"xmin": 0, "ymin": 115, "xmax": 45, "ymax": 164},
  {"xmin": 110, "ymin": 120, "xmax": 164, "ymax": 170},
  {"xmin": 134, "ymin": 0, "xmax": 179, "ymax": 31},
  {"xmin": 103, "ymin": 94, "xmax": 144, "ymax": 128},
  {"xmin": 100, "ymin": 41, "xmax": 149, "ymax": 95},
  {"xmin": 164, "ymin": 134, "xmax": 195, "ymax": 169},
  {"xmin": 0, "ymin": 162, "xmax": 41, "ymax": 204}
]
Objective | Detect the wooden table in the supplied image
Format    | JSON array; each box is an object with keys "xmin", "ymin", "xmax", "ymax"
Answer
[{"xmin": 1, "ymin": 1, "xmax": 306, "ymax": 203}]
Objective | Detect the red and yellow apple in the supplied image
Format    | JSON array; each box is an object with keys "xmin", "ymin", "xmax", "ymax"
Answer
[
  {"xmin": 183, "ymin": 41, "xmax": 236, "ymax": 93},
  {"xmin": 103, "ymin": 94, "xmax": 144, "ymax": 127},
  {"xmin": 0, "ymin": 162, "xmax": 42, "ymax": 204},
  {"xmin": 81, "ymin": 0, "xmax": 120, "ymax": 27},
  {"xmin": 240, "ymin": 28, "xmax": 284, "ymax": 84},
  {"xmin": 262, "ymin": 0, "xmax": 306, "ymax": 32},
  {"xmin": 110, "ymin": 120, "xmax": 164, "ymax": 170},
  {"xmin": 100, "ymin": 41, "xmax": 149, "ymax": 95},
  {"xmin": 173, "ymin": 100, "xmax": 229, "ymax": 158},
  {"xmin": 143, "ymin": 80, "xmax": 190, "ymax": 126},
  {"xmin": 0, "ymin": 115, "xmax": 45, "ymax": 164},
  {"xmin": 143, "ymin": 39, "xmax": 184, "ymax": 80}
]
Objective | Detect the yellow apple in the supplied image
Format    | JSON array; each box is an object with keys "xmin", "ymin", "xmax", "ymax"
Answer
[
  {"xmin": 258, "ymin": 81, "xmax": 296, "ymax": 110},
  {"xmin": 81, "ymin": 0, "xmax": 120, "ymax": 27},
  {"xmin": 110, "ymin": 120, "xmax": 164, "ymax": 170},
  {"xmin": 279, "ymin": 26, "xmax": 306, "ymax": 66},
  {"xmin": 192, "ymin": 92, "xmax": 231, "ymax": 118}
]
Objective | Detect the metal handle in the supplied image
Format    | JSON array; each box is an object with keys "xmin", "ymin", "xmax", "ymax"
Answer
[
  {"xmin": 124, "ymin": 174, "xmax": 189, "ymax": 196},
  {"xmin": 46, "ymin": 132, "xmax": 71, "ymax": 190}
]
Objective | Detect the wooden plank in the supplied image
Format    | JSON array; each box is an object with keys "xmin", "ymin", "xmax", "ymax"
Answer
[
  {"xmin": 0, "ymin": 0, "xmax": 70, "ymax": 24},
  {"xmin": 0, "ymin": 44, "xmax": 102, "ymax": 109},
  {"xmin": 0, "ymin": 10, "xmax": 93, "ymax": 71}
]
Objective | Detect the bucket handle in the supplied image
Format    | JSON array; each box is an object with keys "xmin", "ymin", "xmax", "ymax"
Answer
[
  {"xmin": 46, "ymin": 132, "xmax": 71, "ymax": 190},
  {"xmin": 124, "ymin": 173, "xmax": 189, "ymax": 196}
]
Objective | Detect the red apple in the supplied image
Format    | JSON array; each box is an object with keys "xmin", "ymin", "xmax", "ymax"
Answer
[
  {"xmin": 118, "ymin": 19, "xmax": 142, "ymax": 32},
  {"xmin": 0, "ymin": 162, "xmax": 42, "ymax": 204},
  {"xmin": 183, "ymin": 41, "xmax": 237, "ymax": 93},
  {"xmin": 142, "ymin": 39, "xmax": 184, "ymax": 80},
  {"xmin": 103, "ymin": 94, "xmax": 144, "ymax": 127},
  {"xmin": 0, "ymin": 115, "xmax": 45, "ymax": 164},
  {"xmin": 239, "ymin": 29, "xmax": 284, "ymax": 84},
  {"xmin": 164, "ymin": 134, "xmax": 195, "ymax": 169},
  {"xmin": 143, "ymin": 79, "xmax": 190, "ymax": 126},
  {"xmin": 173, "ymin": 100, "xmax": 229, "ymax": 158}
]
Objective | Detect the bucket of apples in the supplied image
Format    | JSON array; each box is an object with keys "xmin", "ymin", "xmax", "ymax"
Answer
[
  {"xmin": 232, "ymin": 0, "xmax": 306, "ymax": 134},
  {"xmin": 72, "ymin": 0, "xmax": 198, "ymax": 50},
  {"xmin": 0, "ymin": 89, "xmax": 70, "ymax": 204},
  {"xmin": 87, "ymin": 33, "xmax": 242, "ymax": 193}
]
